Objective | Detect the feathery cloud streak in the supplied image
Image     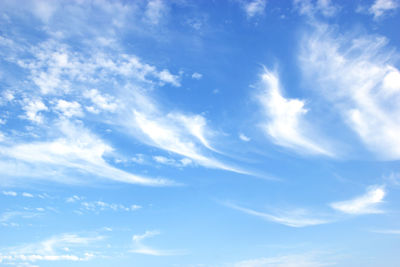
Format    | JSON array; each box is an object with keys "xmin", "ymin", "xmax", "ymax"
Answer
[
  {"xmin": 224, "ymin": 202, "xmax": 329, "ymax": 227},
  {"xmin": 131, "ymin": 230, "xmax": 184, "ymax": 256},
  {"xmin": 0, "ymin": 120, "xmax": 172, "ymax": 186}
]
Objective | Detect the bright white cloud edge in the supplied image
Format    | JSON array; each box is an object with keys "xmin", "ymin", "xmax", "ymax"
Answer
[
  {"xmin": 330, "ymin": 185, "xmax": 386, "ymax": 215},
  {"xmin": 256, "ymin": 68, "xmax": 333, "ymax": 157}
]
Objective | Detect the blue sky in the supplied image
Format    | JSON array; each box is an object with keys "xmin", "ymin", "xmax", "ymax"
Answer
[{"xmin": 0, "ymin": 0, "xmax": 400, "ymax": 266}]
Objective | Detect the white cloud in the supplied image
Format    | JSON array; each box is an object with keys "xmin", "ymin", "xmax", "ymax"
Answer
[
  {"xmin": 191, "ymin": 72, "xmax": 203, "ymax": 80},
  {"xmin": 83, "ymin": 89, "xmax": 118, "ymax": 113},
  {"xmin": 153, "ymin": 155, "xmax": 176, "ymax": 165},
  {"xmin": 167, "ymin": 112, "xmax": 216, "ymax": 151},
  {"xmin": 22, "ymin": 192, "xmax": 34, "ymax": 198},
  {"xmin": 0, "ymin": 120, "xmax": 173, "ymax": 186},
  {"xmin": 31, "ymin": 0, "xmax": 58, "ymax": 23},
  {"xmin": 293, "ymin": 0, "xmax": 314, "ymax": 16},
  {"xmin": 369, "ymin": 0, "xmax": 399, "ymax": 18},
  {"xmin": 293, "ymin": 0, "xmax": 338, "ymax": 17},
  {"xmin": 300, "ymin": 25, "xmax": 400, "ymax": 159},
  {"xmin": 9, "ymin": 40, "xmax": 182, "ymax": 97},
  {"xmin": 131, "ymin": 230, "xmax": 184, "ymax": 256},
  {"xmin": 0, "ymin": 31, "xmax": 204, "ymax": 185},
  {"xmin": 385, "ymin": 172, "xmax": 400, "ymax": 186},
  {"xmin": 180, "ymin": 158, "xmax": 192, "ymax": 166},
  {"xmin": 0, "ymin": 5, "xmax": 248, "ymax": 184},
  {"xmin": 37, "ymin": 193, "xmax": 50, "ymax": 199},
  {"xmin": 2, "ymin": 90, "xmax": 14, "ymax": 102},
  {"xmin": 66, "ymin": 195, "xmax": 82, "ymax": 203},
  {"xmin": 153, "ymin": 155, "xmax": 193, "ymax": 167},
  {"xmin": 65, "ymin": 195, "xmax": 142, "ymax": 213},
  {"xmin": 225, "ymin": 202, "xmax": 329, "ymax": 227},
  {"xmin": 2, "ymin": 191, "xmax": 17, "ymax": 196},
  {"xmin": 120, "ymin": 88, "xmax": 245, "ymax": 174},
  {"xmin": 330, "ymin": 186, "xmax": 385, "ymax": 215},
  {"xmin": 316, "ymin": 0, "xmax": 338, "ymax": 16},
  {"xmin": 144, "ymin": 0, "xmax": 167, "ymax": 25},
  {"xmin": 132, "ymin": 230, "xmax": 160, "ymax": 243},
  {"xmin": 23, "ymin": 99, "xmax": 48, "ymax": 123},
  {"xmin": 239, "ymin": 133, "xmax": 251, "ymax": 142},
  {"xmin": 54, "ymin": 99, "xmax": 83, "ymax": 118},
  {"xmin": 257, "ymin": 69, "xmax": 332, "ymax": 156},
  {"xmin": 158, "ymin": 69, "xmax": 180, "ymax": 87},
  {"xmin": 131, "ymin": 204, "xmax": 142, "ymax": 210},
  {"xmin": 0, "ymin": 233, "xmax": 101, "ymax": 265},
  {"xmin": 80, "ymin": 200, "xmax": 141, "ymax": 212},
  {"xmin": 243, "ymin": 0, "xmax": 267, "ymax": 18},
  {"xmin": 0, "ymin": 211, "xmax": 39, "ymax": 223},
  {"xmin": 131, "ymin": 109, "xmax": 247, "ymax": 174},
  {"xmin": 231, "ymin": 252, "xmax": 334, "ymax": 267},
  {"xmin": 131, "ymin": 154, "xmax": 145, "ymax": 164},
  {"xmin": 371, "ymin": 229, "xmax": 400, "ymax": 234}
]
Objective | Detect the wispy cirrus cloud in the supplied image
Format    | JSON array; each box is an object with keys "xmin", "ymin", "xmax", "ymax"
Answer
[
  {"xmin": 230, "ymin": 251, "xmax": 336, "ymax": 267},
  {"xmin": 129, "ymin": 106, "xmax": 249, "ymax": 174},
  {"xmin": 300, "ymin": 24, "xmax": 400, "ymax": 159},
  {"xmin": 371, "ymin": 229, "xmax": 400, "ymax": 235},
  {"xmin": 0, "ymin": 120, "xmax": 173, "ymax": 186},
  {"xmin": 224, "ymin": 202, "xmax": 329, "ymax": 227},
  {"xmin": 0, "ymin": 211, "xmax": 40, "ymax": 224},
  {"xmin": 256, "ymin": 69, "xmax": 333, "ymax": 156},
  {"xmin": 224, "ymin": 184, "xmax": 388, "ymax": 228},
  {"xmin": 131, "ymin": 230, "xmax": 185, "ymax": 256},
  {"xmin": 330, "ymin": 186, "xmax": 386, "ymax": 215}
]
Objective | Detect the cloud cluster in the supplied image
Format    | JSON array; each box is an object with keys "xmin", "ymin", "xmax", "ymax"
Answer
[
  {"xmin": 0, "ymin": 1, "xmax": 251, "ymax": 188},
  {"xmin": 0, "ymin": 233, "xmax": 101, "ymax": 265},
  {"xmin": 80, "ymin": 201, "xmax": 141, "ymax": 213}
]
